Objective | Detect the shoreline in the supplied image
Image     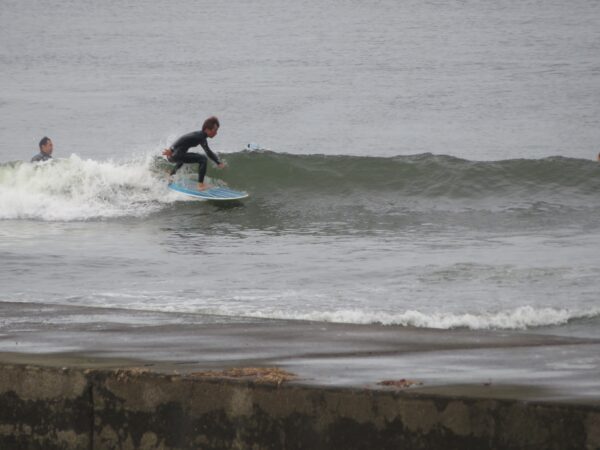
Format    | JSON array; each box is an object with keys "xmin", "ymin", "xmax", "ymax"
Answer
[
  {"xmin": 1, "ymin": 302, "xmax": 600, "ymax": 448},
  {"xmin": 1, "ymin": 301, "xmax": 599, "ymax": 402}
]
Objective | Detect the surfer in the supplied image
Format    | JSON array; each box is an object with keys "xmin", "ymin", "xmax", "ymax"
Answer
[
  {"xmin": 31, "ymin": 136, "xmax": 53, "ymax": 162},
  {"xmin": 162, "ymin": 116, "xmax": 225, "ymax": 190}
]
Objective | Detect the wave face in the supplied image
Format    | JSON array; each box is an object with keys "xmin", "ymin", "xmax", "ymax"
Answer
[
  {"xmin": 203, "ymin": 151, "xmax": 600, "ymax": 233},
  {"xmin": 217, "ymin": 151, "xmax": 600, "ymax": 198},
  {"xmin": 1, "ymin": 151, "xmax": 599, "ymax": 223}
]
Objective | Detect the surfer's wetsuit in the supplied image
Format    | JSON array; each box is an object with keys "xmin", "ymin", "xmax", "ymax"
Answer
[
  {"xmin": 168, "ymin": 130, "xmax": 221, "ymax": 183},
  {"xmin": 31, "ymin": 152, "xmax": 52, "ymax": 162}
]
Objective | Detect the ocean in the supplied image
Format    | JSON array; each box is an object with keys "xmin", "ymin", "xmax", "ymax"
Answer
[{"xmin": 1, "ymin": 0, "xmax": 600, "ymax": 341}]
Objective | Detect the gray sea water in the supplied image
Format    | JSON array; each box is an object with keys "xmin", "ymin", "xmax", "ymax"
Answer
[{"xmin": 1, "ymin": 0, "xmax": 600, "ymax": 338}]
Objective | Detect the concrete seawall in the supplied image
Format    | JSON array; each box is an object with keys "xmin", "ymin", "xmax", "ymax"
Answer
[{"xmin": 1, "ymin": 364, "xmax": 599, "ymax": 450}]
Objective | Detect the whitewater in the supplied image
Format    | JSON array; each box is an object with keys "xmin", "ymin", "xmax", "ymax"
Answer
[{"xmin": 0, "ymin": 155, "xmax": 173, "ymax": 221}]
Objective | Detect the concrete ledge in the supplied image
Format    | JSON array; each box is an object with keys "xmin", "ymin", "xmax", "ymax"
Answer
[
  {"xmin": 0, "ymin": 364, "xmax": 599, "ymax": 450},
  {"xmin": 0, "ymin": 364, "xmax": 91, "ymax": 450}
]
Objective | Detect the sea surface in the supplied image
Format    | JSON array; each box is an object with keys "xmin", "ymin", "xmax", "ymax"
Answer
[{"xmin": 1, "ymin": 0, "xmax": 600, "ymax": 340}]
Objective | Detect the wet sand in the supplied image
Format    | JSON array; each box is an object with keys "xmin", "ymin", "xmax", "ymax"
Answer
[{"xmin": 1, "ymin": 301, "xmax": 599, "ymax": 403}]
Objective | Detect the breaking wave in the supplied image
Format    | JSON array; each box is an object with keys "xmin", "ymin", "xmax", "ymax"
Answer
[
  {"xmin": 2, "ymin": 151, "xmax": 599, "ymax": 221},
  {"xmin": 0, "ymin": 154, "xmax": 173, "ymax": 220}
]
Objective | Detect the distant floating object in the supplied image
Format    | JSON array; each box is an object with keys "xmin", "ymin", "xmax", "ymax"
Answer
[{"xmin": 245, "ymin": 143, "xmax": 266, "ymax": 151}]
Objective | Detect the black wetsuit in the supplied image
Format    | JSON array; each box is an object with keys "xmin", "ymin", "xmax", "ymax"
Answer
[
  {"xmin": 168, "ymin": 130, "xmax": 221, "ymax": 182},
  {"xmin": 31, "ymin": 152, "xmax": 52, "ymax": 162}
]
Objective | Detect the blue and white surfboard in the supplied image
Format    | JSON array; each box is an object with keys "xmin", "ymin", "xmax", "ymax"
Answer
[{"xmin": 168, "ymin": 179, "xmax": 248, "ymax": 201}]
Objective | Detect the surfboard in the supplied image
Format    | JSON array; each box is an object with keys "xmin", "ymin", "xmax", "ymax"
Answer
[{"xmin": 168, "ymin": 178, "xmax": 248, "ymax": 201}]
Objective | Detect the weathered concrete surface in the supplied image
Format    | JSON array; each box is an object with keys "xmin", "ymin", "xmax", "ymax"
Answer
[
  {"xmin": 1, "ymin": 363, "xmax": 599, "ymax": 450},
  {"xmin": 0, "ymin": 364, "xmax": 91, "ymax": 450}
]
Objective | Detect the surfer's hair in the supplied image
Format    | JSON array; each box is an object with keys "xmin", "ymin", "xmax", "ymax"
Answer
[
  {"xmin": 39, "ymin": 136, "xmax": 51, "ymax": 149},
  {"xmin": 202, "ymin": 116, "xmax": 220, "ymax": 131}
]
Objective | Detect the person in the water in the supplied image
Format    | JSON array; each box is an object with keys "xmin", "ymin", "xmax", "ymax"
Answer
[
  {"xmin": 31, "ymin": 136, "xmax": 53, "ymax": 162},
  {"xmin": 162, "ymin": 116, "xmax": 225, "ymax": 190}
]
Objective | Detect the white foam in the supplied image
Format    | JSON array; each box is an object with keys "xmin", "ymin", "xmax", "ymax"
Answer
[
  {"xmin": 250, "ymin": 305, "xmax": 599, "ymax": 330},
  {"xmin": 0, "ymin": 154, "xmax": 176, "ymax": 221},
  {"xmin": 9, "ymin": 287, "xmax": 599, "ymax": 332},
  {"xmin": 48, "ymin": 290, "xmax": 600, "ymax": 330},
  {"xmin": 139, "ymin": 301, "xmax": 599, "ymax": 330}
]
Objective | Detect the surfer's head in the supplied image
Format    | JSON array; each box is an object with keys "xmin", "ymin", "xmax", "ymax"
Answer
[
  {"xmin": 39, "ymin": 136, "xmax": 53, "ymax": 155},
  {"xmin": 202, "ymin": 116, "xmax": 220, "ymax": 138}
]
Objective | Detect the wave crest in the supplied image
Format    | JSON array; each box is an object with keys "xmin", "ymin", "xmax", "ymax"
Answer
[{"xmin": 225, "ymin": 305, "xmax": 600, "ymax": 330}]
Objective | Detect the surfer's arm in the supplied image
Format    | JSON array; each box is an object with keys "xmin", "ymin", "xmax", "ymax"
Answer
[
  {"xmin": 170, "ymin": 161, "xmax": 183, "ymax": 175},
  {"xmin": 200, "ymin": 140, "xmax": 221, "ymax": 165}
]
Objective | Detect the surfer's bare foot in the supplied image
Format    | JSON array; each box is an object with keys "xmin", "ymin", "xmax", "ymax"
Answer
[{"xmin": 198, "ymin": 182, "xmax": 211, "ymax": 191}]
